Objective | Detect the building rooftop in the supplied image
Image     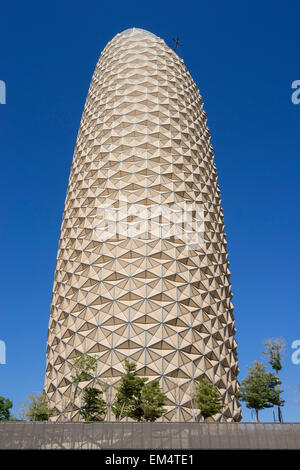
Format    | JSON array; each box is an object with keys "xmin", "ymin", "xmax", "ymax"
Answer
[{"xmin": 119, "ymin": 27, "xmax": 157, "ymax": 38}]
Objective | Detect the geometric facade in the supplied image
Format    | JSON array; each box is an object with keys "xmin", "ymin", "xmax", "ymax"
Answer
[{"xmin": 44, "ymin": 28, "xmax": 241, "ymax": 422}]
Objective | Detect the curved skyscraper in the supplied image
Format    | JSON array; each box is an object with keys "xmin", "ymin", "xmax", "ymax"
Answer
[{"xmin": 44, "ymin": 28, "xmax": 241, "ymax": 422}]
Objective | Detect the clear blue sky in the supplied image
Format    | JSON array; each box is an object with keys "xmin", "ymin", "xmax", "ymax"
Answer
[{"xmin": 0, "ymin": 0, "xmax": 299, "ymax": 422}]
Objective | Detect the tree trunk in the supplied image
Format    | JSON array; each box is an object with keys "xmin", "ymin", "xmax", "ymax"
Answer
[
  {"xmin": 119, "ymin": 400, "xmax": 126, "ymax": 421},
  {"xmin": 71, "ymin": 384, "xmax": 78, "ymax": 421},
  {"xmin": 276, "ymin": 370, "xmax": 282, "ymax": 423},
  {"xmin": 255, "ymin": 409, "xmax": 259, "ymax": 423}
]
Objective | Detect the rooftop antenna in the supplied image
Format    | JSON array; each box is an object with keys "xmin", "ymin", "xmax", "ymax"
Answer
[{"xmin": 173, "ymin": 37, "xmax": 182, "ymax": 52}]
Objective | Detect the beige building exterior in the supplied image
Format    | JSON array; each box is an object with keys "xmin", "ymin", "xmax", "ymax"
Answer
[{"xmin": 44, "ymin": 28, "xmax": 241, "ymax": 422}]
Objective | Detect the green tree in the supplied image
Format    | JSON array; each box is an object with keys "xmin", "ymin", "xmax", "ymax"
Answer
[
  {"xmin": 141, "ymin": 381, "xmax": 167, "ymax": 422},
  {"xmin": 194, "ymin": 378, "xmax": 223, "ymax": 421},
  {"xmin": 263, "ymin": 337, "xmax": 286, "ymax": 422},
  {"xmin": 112, "ymin": 360, "xmax": 148, "ymax": 421},
  {"xmin": 112, "ymin": 361, "xmax": 167, "ymax": 422},
  {"xmin": 238, "ymin": 361, "xmax": 284, "ymax": 422},
  {"xmin": 0, "ymin": 396, "xmax": 13, "ymax": 421},
  {"xmin": 25, "ymin": 392, "xmax": 53, "ymax": 421},
  {"xmin": 80, "ymin": 387, "xmax": 106, "ymax": 422},
  {"xmin": 71, "ymin": 353, "xmax": 98, "ymax": 384},
  {"xmin": 69, "ymin": 353, "xmax": 98, "ymax": 421}
]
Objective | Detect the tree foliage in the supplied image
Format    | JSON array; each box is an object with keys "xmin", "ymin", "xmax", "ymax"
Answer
[
  {"xmin": 263, "ymin": 338, "xmax": 286, "ymax": 422},
  {"xmin": 263, "ymin": 337, "xmax": 286, "ymax": 372},
  {"xmin": 0, "ymin": 396, "xmax": 13, "ymax": 421},
  {"xmin": 71, "ymin": 353, "xmax": 97, "ymax": 385},
  {"xmin": 112, "ymin": 360, "xmax": 148, "ymax": 421},
  {"xmin": 69, "ymin": 353, "xmax": 98, "ymax": 420},
  {"xmin": 25, "ymin": 392, "xmax": 53, "ymax": 421},
  {"xmin": 237, "ymin": 361, "xmax": 284, "ymax": 422},
  {"xmin": 112, "ymin": 360, "xmax": 166, "ymax": 422},
  {"xmin": 80, "ymin": 387, "xmax": 106, "ymax": 422},
  {"xmin": 194, "ymin": 379, "xmax": 223, "ymax": 420},
  {"xmin": 141, "ymin": 381, "xmax": 167, "ymax": 422}
]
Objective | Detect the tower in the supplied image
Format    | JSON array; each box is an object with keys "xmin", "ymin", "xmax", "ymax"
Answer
[{"xmin": 44, "ymin": 28, "xmax": 241, "ymax": 422}]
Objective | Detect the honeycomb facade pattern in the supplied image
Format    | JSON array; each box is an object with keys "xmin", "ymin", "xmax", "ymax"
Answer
[{"xmin": 44, "ymin": 28, "xmax": 241, "ymax": 422}]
